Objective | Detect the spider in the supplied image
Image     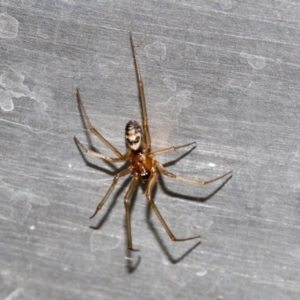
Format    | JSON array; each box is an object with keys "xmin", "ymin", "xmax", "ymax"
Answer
[{"xmin": 75, "ymin": 33, "xmax": 232, "ymax": 251}]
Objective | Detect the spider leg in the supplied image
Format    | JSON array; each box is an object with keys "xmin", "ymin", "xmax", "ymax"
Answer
[
  {"xmin": 124, "ymin": 177, "xmax": 140, "ymax": 251},
  {"xmin": 90, "ymin": 168, "xmax": 132, "ymax": 219},
  {"xmin": 156, "ymin": 161, "xmax": 232, "ymax": 185},
  {"xmin": 76, "ymin": 88, "xmax": 125, "ymax": 159},
  {"xmin": 146, "ymin": 170, "xmax": 201, "ymax": 242},
  {"xmin": 130, "ymin": 33, "xmax": 151, "ymax": 151},
  {"xmin": 75, "ymin": 137, "xmax": 131, "ymax": 163},
  {"xmin": 149, "ymin": 142, "xmax": 196, "ymax": 158}
]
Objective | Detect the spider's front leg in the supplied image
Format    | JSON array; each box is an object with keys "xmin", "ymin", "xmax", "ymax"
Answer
[
  {"xmin": 74, "ymin": 137, "xmax": 131, "ymax": 163},
  {"xmin": 76, "ymin": 88, "xmax": 125, "ymax": 159},
  {"xmin": 89, "ymin": 168, "xmax": 132, "ymax": 219},
  {"xmin": 130, "ymin": 33, "xmax": 151, "ymax": 151}
]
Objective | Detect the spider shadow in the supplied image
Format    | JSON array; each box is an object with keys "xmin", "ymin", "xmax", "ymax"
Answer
[
  {"xmin": 88, "ymin": 174, "xmax": 132, "ymax": 230},
  {"xmin": 159, "ymin": 168, "xmax": 232, "ymax": 204},
  {"xmin": 74, "ymin": 137, "xmax": 126, "ymax": 176},
  {"xmin": 145, "ymin": 182, "xmax": 201, "ymax": 264},
  {"xmin": 75, "ymin": 91, "xmax": 124, "ymax": 173},
  {"xmin": 160, "ymin": 145, "xmax": 232, "ymax": 203},
  {"xmin": 87, "ymin": 172, "xmax": 142, "ymax": 273},
  {"xmin": 75, "ymin": 130, "xmax": 142, "ymax": 270},
  {"xmin": 125, "ymin": 249, "xmax": 141, "ymax": 273}
]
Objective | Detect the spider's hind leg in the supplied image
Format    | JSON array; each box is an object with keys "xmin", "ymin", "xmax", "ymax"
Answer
[
  {"xmin": 145, "ymin": 170, "xmax": 201, "ymax": 242},
  {"xmin": 156, "ymin": 162, "xmax": 232, "ymax": 186},
  {"xmin": 124, "ymin": 177, "xmax": 140, "ymax": 251}
]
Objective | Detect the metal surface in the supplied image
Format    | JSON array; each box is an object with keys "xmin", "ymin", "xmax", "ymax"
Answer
[{"xmin": 1, "ymin": 1, "xmax": 300, "ymax": 299}]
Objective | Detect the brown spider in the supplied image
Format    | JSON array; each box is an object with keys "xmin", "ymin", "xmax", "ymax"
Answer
[{"xmin": 75, "ymin": 33, "xmax": 232, "ymax": 251}]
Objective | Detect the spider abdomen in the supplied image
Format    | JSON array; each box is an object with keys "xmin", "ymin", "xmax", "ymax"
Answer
[{"xmin": 125, "ymin": 120, "xmax": 143, "ymax": 151}]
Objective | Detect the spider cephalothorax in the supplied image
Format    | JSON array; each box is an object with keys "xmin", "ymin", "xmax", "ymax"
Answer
[{"xmin": 125, "ymin": 120, "xmax": 143, "ymax": 151}]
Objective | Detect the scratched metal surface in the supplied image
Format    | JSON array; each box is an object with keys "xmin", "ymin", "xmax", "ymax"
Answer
[{"xmin": 1, "ymin": 1, "xmax": 300, "ymax": 299}]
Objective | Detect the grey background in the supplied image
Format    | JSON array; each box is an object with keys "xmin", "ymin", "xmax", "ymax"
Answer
[{"xmin": 1, "ymin": 1, "xmax": 300, "ymax": 299}]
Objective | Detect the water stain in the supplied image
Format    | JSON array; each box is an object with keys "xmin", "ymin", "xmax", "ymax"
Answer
[
  {"xmin": 286, "ymin": 148, "xmax": 300, "ymax": 189},
  {"xmin": 90, "ymin": 231, "xmax": 121, "ymax": 252},
  {"xmin": 161, "ymin": 89, "xmax": 193, "ymax": 117},
  {"xmin": 154, "ymin": 76, "xmax": 194, "ymax": 146},
  {"xmin": 196, "ymin": 266, "xmax": 208, "ymax": 276},
  {"xmin": 227, "ymin": 78, "xmax": 253, "ymax": 91},
  {"xmin": 163, "ymin": 77, "xmax": 177, "ymax": 92},
  {"xmin": 0, "ymin": 69, "xmax": 31, "ymax": 112},
  {"xmin": 5, "ymin": 190, "xmax": 50, "ymax": 222},
  {"xmin": 4, "ymin": 288, "xmax": 35, "ymax": 300},
  {"xmin": 220, "ymin": 0, "xmax": 233, "ymax": 10},
  {"xmin": 37, "ymin": 28, "xmax": 49, "ymax": 39},
  {"xmin": 24, "ymin": 0, "xmax": 37, "ymax": 6},
  {"xmin": 0, "ymin": 13, "xmax": 18, "ymax": 39},
  {"xmin": 0, "ymin": 203, "xmax": 14, "ymax": 220},
  {"xmin": 241, "ymin": 52, "xmax": 266, "ymax": 70},
  {"xmin": 145, "ymin": 41, "xmax": 167, "ymax": 61},
  {"xmin": 0, "ymin": 90, "xmax": 14, "ymax": 111}
]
